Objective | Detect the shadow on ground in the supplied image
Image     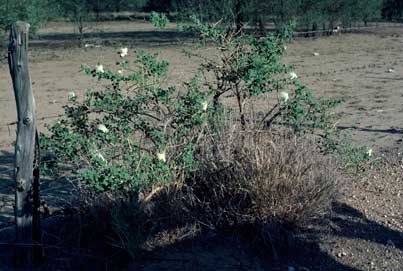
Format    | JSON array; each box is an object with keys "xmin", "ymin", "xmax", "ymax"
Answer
[
  {"xmin": 0, "ymin": 149, "xmax": 77, "ymax": 226},
  {"xmin": 1, "ymin": 146, "xmax": 402, "ymax": 271},
  {"xmin": 0, "ymin": 197, "xmax": 402, "ymax": 270},
  {"xmin": 35, "ymin": 30, "xmax": 194, "ymax": 42},
  {"xmin": 28, "ymin": 30, "xmax": 196, "ymax": 48},
  {"xmin": 331, "ymin": 201, "xmax": 403, "ymax": 251},
  {"xmin": 0, "ymin": 150, "xmax": 14, "ymax": 225},
  {"xmin": 337, "ymin": 125, "xmax": 403, "ymax": 135},
  {"xmin": 128, "ymin": 202, "xmax": 403, "ymax": 271}
]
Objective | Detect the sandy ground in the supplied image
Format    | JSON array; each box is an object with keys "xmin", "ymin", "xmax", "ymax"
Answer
[
  {"xmin": 287, "ymin": 31, "xmax": 403, "ymax": 153},
  {"xmin": 0, "ymin": 22, "xmax": 402, "ymax": 270},
  {"xmin": 1, "ymin": 24, "xmax": 402, "ymax": 151}
]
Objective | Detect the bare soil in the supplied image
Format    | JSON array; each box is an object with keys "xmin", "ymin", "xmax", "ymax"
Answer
[{"xmin": 0, "ymin": 21, "xmax": 402, "ymax": 270}]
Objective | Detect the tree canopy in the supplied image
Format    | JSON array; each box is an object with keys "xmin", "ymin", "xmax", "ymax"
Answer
[{"xmin": 0, "ymin": 0, "xmax": 392, "ymax": 34}]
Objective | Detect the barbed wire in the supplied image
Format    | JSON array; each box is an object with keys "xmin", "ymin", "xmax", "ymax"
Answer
[
  {"xmin": 0, "ymin": 168, "xmax": 13, "ymax": 174},
  {"xmin": 293, "ymin": 22, "xmax": 403, "ymax": 36},
  {"xmin": 0, "ymin": 114, "xmax": 62, "ymax": 129}
]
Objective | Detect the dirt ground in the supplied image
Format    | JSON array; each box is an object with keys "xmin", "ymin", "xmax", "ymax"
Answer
[{"xmin": 0, "ymin": 22, "xmax": 403, "ymax": 270}]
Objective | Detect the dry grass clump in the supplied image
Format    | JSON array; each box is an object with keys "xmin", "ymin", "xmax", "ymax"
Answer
[
  {"xmin": 113, "ymin": 123, "xmax": 339, "ymax": 258},
  {"xmin": 189, "ymin": 125, "xmax": 338, "ymax": 233},
  {"xmin": 91, "ymin": 120, "xmax": 340, "ymax": 261}
]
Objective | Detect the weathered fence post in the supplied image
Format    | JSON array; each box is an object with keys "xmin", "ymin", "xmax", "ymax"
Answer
[{"xmin": 8, "ymin": 21, "xmax": 42, "ymax": 267}]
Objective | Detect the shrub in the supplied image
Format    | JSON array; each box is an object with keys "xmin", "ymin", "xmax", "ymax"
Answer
[
  {"xmin": 336, "ymin": 131, "xmax": 377, "ymax": 174},
  {"xmin": 41, "ymin": 49, "xmax": 209, "ymax": 193},
  {"xmin": 182, "ymin": 16, "xmax": 341, "ymax": 134},
  {"xmin": 190, "ymin": 120, "xmax": 338, "ymax": 232},
  {"xmin": 150, "ymin": 11, "xmax": 169, "ymax": 28},
  {"xmin": 41, "ymin": 17, "xmax": 339, "ymax": 198},
  {"xmin": 108, "ymin": 118, "xmax": 339, "ymax": 260}
]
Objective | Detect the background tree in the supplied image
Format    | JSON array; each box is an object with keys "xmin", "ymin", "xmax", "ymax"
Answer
[
  {"xmin": 0, "ymin": 0, "xmax": 388, "ymax": 44},
  {"xmin": 382, "ymin": 0, "xmax": 403, "ymax": 20},
  {"xmin": 0, "ymin": 0, "xmax": 52, "ymax": 32},
  {"xmin": 54, "ymin": 0, "xmax": 93, "ymax": 46},
  {"xmin": 170, "ymin": 0, "xmax": 384, "ymax": 31},
  {"xmin": 357, "ymin": 0, "xmax": 382, "ymax": 25}
]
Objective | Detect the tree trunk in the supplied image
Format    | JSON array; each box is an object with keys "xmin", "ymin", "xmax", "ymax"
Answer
[
  {"xmin": 312, "ymin": 22, "xmax": 318, "ymax": 37},
  {"xmin": 235, "ymin": 0, "xmax": 244, "ymax": 32},
  {"xmin": 8, "ymin": 21, "xmax": 41, "ymax": 268},
  {"xmin": 258, "ymin": 17, "xmax": 265, "ymax": 35}
]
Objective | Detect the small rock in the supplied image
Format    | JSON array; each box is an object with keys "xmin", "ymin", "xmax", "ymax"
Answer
[
  {"xmin": 337, "ymin": 251, "xmax": 347, "ymax": 258},
  {"xmin": 387, "ymin": 68, "xmax": 395, "ymax": 73},
  {"xmin": 313, "ymin": 52, "xmax": 320, "ymax": 56}
]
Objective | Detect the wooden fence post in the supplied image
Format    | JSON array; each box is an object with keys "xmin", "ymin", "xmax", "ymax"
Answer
[{"xmin": 8, "ymin": 21, "xmax": 42, "ymax": 268}]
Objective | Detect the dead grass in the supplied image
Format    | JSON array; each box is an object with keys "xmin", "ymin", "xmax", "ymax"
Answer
[
  {"xmin": 107, "ymin": 118, "xmax": 340, "ymax": 261},
  {"xmin": 186, "ymin": 123, "xmax": 339, "ymax": 240}
]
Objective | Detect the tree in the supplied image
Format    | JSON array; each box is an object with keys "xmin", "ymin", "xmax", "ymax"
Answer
[
  {"xmin": 0, "ymin": 0, "xmax": 52, "ymax": 32},
  {"xmin": 356, "ymin": 0, "xmax": 382, "ymax": 25},
  {"xmin": 54, "ymin": 0, "xmax": 93, "ymax": 46},
  {"xmin": 170, "ymin": 0, "xmax": 383, "ymax": 32},
  {"xmin": 102, "ymin": 0, "xmax": 148, "ymax": 12},
  {"xmin": 382, "ymin": 0, "xmax": 403, "ymax": 20}
]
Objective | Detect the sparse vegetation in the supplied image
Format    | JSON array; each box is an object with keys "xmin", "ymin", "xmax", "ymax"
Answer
[
  {"xmin": 34, "ymin": 17, "xmax": 345, "ymax": 268},
  {"xmin": 106, "ymin": 120, "xmax": 339, "ymax": 261},
  {"xmin": 0, "ymin": 0, "xmax": 52, "ymax": 32},
  {"xmin": 190, "ymin": 120, "xmax": 338, "ymax": 233},
  {"xmin": 41, "ymin": 48, "xmax": 208, "ymax": 192},
  {"xmin": 1, "ymin": 1, "xmax": 402, "ymax": 271},
  {"xmin": 337, "ymin": 131, "xmax": 378, "ymax": 174}
]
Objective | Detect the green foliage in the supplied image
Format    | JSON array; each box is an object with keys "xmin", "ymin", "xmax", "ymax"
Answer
[
  {"xmin": 170, "ymin": 0, "xmax": 383, "ymax": 31},
  {"xmin": 41, "ymin": 49, "xmax": 209, "ymax": 192},
  {"xmin": 336, "ymin": 132, "xmax": 376, "ymax": 174},
  {"xmin": 110, "ymin": 202, "xmax": 154, "ymax": 260},
  {"xmin": 101, "ymin": 0, "xmax": 148, "ymax": 12},
  {"xmin": 42, "ymin": 19, "xmax": 340, "ymax": 194},
  {"xmin": 183, "ymin": 17, "xmax": 338, "ymax": 135},
  {"xmin": 0, "ymin": 0, "xmax": 52, "ymax": 32},
  {"xmin": 382, "ymin": 0, "xmax": 403, "ymax": 20},
  {"xmin": 150, "ymin": 11, "xmax": 169, "ymax": 28},
  {"xmin": 54, "ymin": 0, "xmax": 93, "ymax": 41}
]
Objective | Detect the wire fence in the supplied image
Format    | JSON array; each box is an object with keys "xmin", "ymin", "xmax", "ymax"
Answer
[
  {"xmin": 0, "ymin": 114, "xmax": 62, "ymax": 128},
  {"xmin": 0, "ymin": 168, "xmax": 13, "ymax": 174},
  {"xmin": 293, "ymin": 21, "xmax": 403, "ymax": 36},
  {"xmin": 0, "ymin": 114, "xmax": 62, "ymax": 149}
]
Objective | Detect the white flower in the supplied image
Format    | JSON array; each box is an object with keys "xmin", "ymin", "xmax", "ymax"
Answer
[
  {"xmin": 68, "ymin": 91, "xmax": 76, "ymax": 100},
  {"xmin": 366, "ymin": 148, "xmax": 373, "ymax": 157},
  {"xmin": 95, "ymin": 152, "xmax": 107, "ymax": 163},
  {"xmin": 119, "ymin": 47, "xmax": 128, "ymax": 57},
  {"xmin": 313, "ymin": 52, "xmax": 320, "ymax": 56},
  {"xmin": 117, "ymin": 69, "xmax": 123, "ymax": 75},
  {"xmin": 201, "ymin": 101, "xmax": 208, "ymax": 111},
  {"xmin": 97, "ymin": 124, "xmax": 109, "ymax": 133},
  {"xmin": 289, "ymin": 72, "xmax": 298, "ymax": 80},
  {"xmin": 283, "ymin": 45, "xmax": 288, "ymax": 50},
  {"xmin": 96, "ymin": 64, "xmax": 104, "ymax": 73},
  {"xmin": 157, "ymin": 150, "xmax": 166, "ymax": 162},
  {"xmin": 279, "ymin": 91, "xmax": 289, "ymax": 102}
]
